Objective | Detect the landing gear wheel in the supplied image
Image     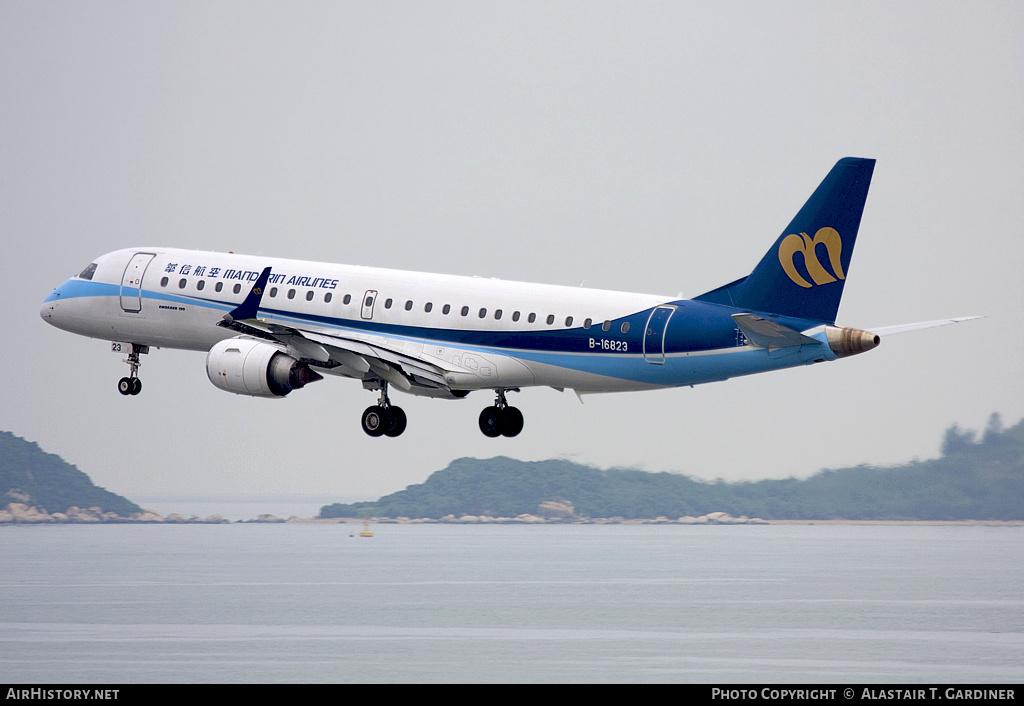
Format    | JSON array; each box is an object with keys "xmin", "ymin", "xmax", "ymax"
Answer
[
  {"xmin": 117, "ymin": 344, "xmax": 149, "ymax": 397},
  {"xmin": 363, "ymin": 381, "xmax": 409, "ymax": 438},
  {"xmin": 361, "ymin": 405, "xmax": 387, "ymax": 437},
  {"xmin": 480, "ymin": 389, "xmax": 524, "ymax": 438},
  {"xmin": 500, "ymin": 406, "xmax": 523, "ymax": 437},
  {"xmin": 479, "ymin": 407, "xmax": 504, "ymax": 438},
  {"xmin": 383, "ymin": 406, "xmax": 407, "ymax": 437}
]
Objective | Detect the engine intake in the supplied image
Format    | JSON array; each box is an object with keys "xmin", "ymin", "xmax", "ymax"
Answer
[{"xmin": 206, "ymin": 337, "xmax": 322, "ymax": 398}]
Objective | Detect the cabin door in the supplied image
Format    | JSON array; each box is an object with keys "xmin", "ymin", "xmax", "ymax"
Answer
[
  {"xmin": 643, "ymin": 306, "xmax": 675, "ymax": 364},
  {"xmin": 119, "ymin": 252, "xmax": 155, "ymax": 313}
]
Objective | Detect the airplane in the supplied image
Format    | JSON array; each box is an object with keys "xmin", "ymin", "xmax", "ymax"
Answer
[{"xmin": 40, "ymin": 157, "xmax": 976, "ymax": 438}]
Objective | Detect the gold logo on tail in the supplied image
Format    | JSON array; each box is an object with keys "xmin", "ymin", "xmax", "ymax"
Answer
[{"xmin": 778, "ymin": 227, "xmax": 845, "ymax": 288}]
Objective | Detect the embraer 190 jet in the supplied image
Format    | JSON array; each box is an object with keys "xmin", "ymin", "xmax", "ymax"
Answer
[{"xmin": 41, "ymin": 158, "xmax": 974, "ymax": 438}]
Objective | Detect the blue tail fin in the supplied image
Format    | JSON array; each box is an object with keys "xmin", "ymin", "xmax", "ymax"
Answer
[{"xmin": 695, "ymin": 157, "xmax": 875, "ymax": 324}]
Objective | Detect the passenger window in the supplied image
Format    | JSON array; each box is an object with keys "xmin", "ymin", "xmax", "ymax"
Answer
[
  {"xmin": 478, "ymin": 308, "xmax": 487, "ymax": 318},
  {"xmin": 233, "ymin": 284, "xmax": 242, "ymax": 294},
  {"xmin": 602, "ymin": 320, "xmax": 611, "ymax": 331},
  {"xmin": 565, "ymin": 316, "xmax": 573, "ymax": 327},
  {"xmin": 528, "ymin": 313, "xmax": 536, "ymax": 323},
  {"xmin": 215, "ymin": 282, "xmax": 223, "ymax": 292},
  {"xmin": 405, "ymin": 300, "xmax": 413, "ymax": 311},
  {"xmin": 443, "ymin": 304, "xmax": 451, "ymax": 315},
  {"xmin": 270, "ymin": 287, "xmax": 278, "ymax": 297},
  {"xmin": 287, "ymin": 289, "xmax": 296, "ymax": 299},
  {"xmin": 197, "ymin": 280, "xmax": 205, "ymax": 291},
  {"xmin": 178, "ymin": 278, "xmax": 187, "ymax": 289},
  {"xmin": 512, "ymin": 311, "xmax": 521, "ymax": 322},
  {"xmin": 160, "ymin": 277, "xmax": 168, "ymax": 287},
  {"xmin": 306, "ymin": 290, "xmax": 314, "ymax": 301},
  {"xmin": 494, "ymin": 309, "xmax": 502, "ymax": 320},
  {"xmin": 461, "ymin": 306, "xmax": 469, "ymax": 316},
  {"xmin": 621, "ymin": 322, "xmax": 630, "ymax": 333},
  {"xmin": 343, "ymin": 294, "xmax": 352, "ymax": 305},
  {"xmin": 425, "ymin": 302, "xmax": 433, "ymax": 313},
  {"xmin": 583, "ymin": 318, "xmax": 592, "ymax": 329},
  {"xmin": 324, "ymin": 292, "xmax": 333, "ymax": 303},
  {"xmin": 385, "ymin": 298, "xmax": 393, "ymax": 309},
  {"xmin": 546, "ymin": 315, "xmax": 555, "ymax": 325}
]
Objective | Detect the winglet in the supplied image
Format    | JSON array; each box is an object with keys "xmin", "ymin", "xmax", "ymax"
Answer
[{"xmin": 222, "ymin": 267, "xmax": 272, "ymax": 324}]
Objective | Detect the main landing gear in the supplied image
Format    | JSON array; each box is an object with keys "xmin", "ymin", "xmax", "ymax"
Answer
[
  {"xmin": 117, "ymin": 344, "xmax": 148, "ymax": 396},
  {"xmin": 359, "ymin": 385, "xmax": 524, "ymax": 439},
  {"xmin": 478, "ymin": 389, "xmax": 523, "ymax": 438},
  {"xmin": 361, "ymin": 382, "xmax": 407, "ymax": 438}
]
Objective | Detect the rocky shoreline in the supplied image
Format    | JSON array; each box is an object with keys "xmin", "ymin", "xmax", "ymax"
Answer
[
  {"xmin": 317, "ymin": 511, "xmax": 771, "ymax": 525},
  {"xmin": 0, "ymin": 502, "xmax": 279, "ymax": 524},
  {"xmin": 4, "ymin": 502, "xmax": 1021, "ymax": 526},
  {"xmin": 0, "ymin": 502, "xmax": 768, "ymax": 525}
]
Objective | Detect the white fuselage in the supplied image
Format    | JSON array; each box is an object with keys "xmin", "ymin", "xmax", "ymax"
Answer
[{"xmin": 42, "ymin": 247, "xmax": 839, "ymax": 396}]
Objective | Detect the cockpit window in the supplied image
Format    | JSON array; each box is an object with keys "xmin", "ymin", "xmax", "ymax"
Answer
[{"xmin": 78, "ymin": 263, "xmax": 98, "ymax": 280}]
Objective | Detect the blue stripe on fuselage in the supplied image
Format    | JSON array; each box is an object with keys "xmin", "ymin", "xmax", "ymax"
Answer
[{"xmin": 46, "ymin": 278, "xmax": 835, "ymax": 386}]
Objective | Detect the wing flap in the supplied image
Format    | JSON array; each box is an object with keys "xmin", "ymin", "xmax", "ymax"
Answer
[{"xmin": 300, "ymin": 331, "xmax": 451, "ymax": 381}]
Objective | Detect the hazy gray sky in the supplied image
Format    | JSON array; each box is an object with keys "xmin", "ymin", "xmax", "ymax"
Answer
[{"xmin": 3, "ymin": 1, "xmax": 1021, "ymax": 504}]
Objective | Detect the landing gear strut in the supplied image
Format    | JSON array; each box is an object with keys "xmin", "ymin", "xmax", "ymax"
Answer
[
  {"xmin": 479, "ymin": 389, "xmax": 523, "ymax": 438},
  {"xmin": 117, "ymin": 344, "xmax": 148, "ymax": 396},
  {"xmin": 361, "ymin": 382, "xmax": 407, "ymax": 438}
]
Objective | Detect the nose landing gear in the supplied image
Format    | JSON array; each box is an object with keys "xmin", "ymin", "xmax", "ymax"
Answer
[
  {"xmin": 479, "ymin": 389, "xmax": 523, "ymax": 438},
  {"xmin": 116, "ymin": 344, "xmax": 148, "ymax": 396}
]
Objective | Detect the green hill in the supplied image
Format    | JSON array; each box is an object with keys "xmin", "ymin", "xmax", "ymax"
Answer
[
  {"xmin": 321, "ymin": 414, "xmax": 1024, "ymax": 521},
  {"xmin": 0, "ymin": 431, "xmax": 141, "ymax": 517}
]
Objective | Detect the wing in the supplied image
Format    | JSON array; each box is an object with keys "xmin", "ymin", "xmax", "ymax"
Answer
[{"xmin": 217, "ymin": 267, "xmax": 459, "ymax": 397}]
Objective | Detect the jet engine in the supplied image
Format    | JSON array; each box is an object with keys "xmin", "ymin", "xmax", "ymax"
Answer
[{"xmin": 206, "ymin": 337, "xmax": 322, "ymax": 397}]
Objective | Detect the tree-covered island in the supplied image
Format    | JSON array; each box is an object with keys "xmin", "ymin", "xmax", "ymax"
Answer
[{"xmin": 321, "ymin": 414, "xmax": 1024, "ymax": 522}]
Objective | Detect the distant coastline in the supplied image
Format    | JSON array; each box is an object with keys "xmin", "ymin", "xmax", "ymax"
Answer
[
  {"xmin": 300, "ymin": 516, "xmax": 1024, "ymax": 527},
  {"xmin": 4, "ymin": 415, "xmax": 1023, "ymax": 525},
  {"xmin": 3, "ymin": 503, "xmax": 1021, "ymax": 527}
]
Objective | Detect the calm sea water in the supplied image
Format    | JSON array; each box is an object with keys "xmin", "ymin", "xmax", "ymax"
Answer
[{"xmin": 0, "ymin": 524, "xmax": 1021, "ymax": 683}]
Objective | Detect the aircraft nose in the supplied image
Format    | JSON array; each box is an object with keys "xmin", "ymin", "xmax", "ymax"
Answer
[
  {"xmin": 40, "ymin": 288, "xmax": 61, "ymax": 323},
  {"xmin": 40, "ymin": 299, "xmax": 55, "ymax": 322}
]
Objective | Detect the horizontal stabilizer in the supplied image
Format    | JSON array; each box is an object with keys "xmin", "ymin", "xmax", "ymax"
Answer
[
  {"xmin": 732, "ymin": 313, "xmax": 819, "ymax": 350},
  {"xmin": 868, "ymin": 316, "xmax": 982, "ymax": 336}
]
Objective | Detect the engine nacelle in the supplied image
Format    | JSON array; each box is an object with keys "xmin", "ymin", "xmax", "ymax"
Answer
[{"xmin": 206, "ymin": 337, "xmax": 323, "ymax": 398}]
